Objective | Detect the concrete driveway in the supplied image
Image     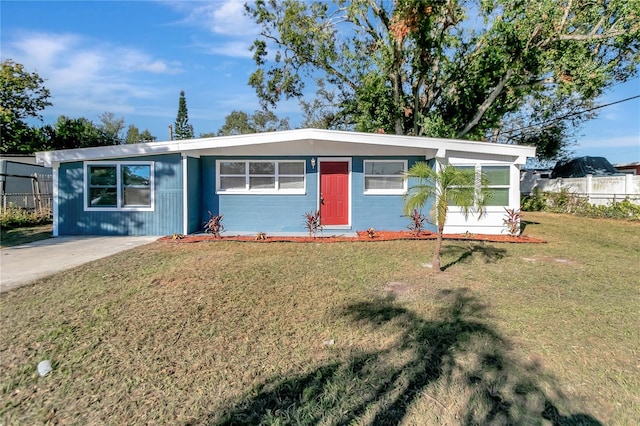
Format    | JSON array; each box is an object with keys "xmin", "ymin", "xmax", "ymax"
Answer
[{"xmin": 1, "ymin": 236, "xmax": 159, "ymax": 293}]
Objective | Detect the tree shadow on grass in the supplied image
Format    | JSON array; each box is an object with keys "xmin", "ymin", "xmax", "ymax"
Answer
[
  {"xmin": 207, "ymin": 289, "xmax": 601, "ymax": 425},
  {"xmin": 440, "ymin": 243, "xmax": 507, "ymax": 271}
]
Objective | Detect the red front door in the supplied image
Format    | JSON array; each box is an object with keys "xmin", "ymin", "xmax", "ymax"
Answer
[{"xmin": 320, "ymin": 161, "xmax": 349, "ymax": 226}]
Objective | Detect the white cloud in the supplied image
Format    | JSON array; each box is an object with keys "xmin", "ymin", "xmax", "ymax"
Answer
[
  {"xmin": 209, "ymin": 0, "xmax": 253, "ymax": 35},
  {"xmin": 195, "ymin": 40, "xmax": 254, "ymax": 58},
  {"xmin": 167, "ymin": 0, "xmax": 258, "ymax": 36},
  {"xmin": 2, "ymin": 31, "xmax": 183, "ymax": 118},
  {"xmin": 160, "ymin": 0, "xmax": 258, "ymax": 58}
]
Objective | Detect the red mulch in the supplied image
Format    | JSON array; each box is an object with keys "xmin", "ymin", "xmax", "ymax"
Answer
[{"xmin": 159, "ymin": 230, "xmax": 545, "ymax": 244}]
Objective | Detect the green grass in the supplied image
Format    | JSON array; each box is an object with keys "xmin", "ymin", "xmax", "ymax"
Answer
[
  {"xmin": 1, "ymin": 213, "xmax": 638, "ymax": 424},
  {"xmin": 0, "ymin": 224, "xmax": 52, "ymax": 247}
]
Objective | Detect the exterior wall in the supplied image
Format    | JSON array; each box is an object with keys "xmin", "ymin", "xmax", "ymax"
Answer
[
  {"xmin": 443, "ymin": 155, "xmax": 522, "ymax": 234},
  {"xmin": 186, "ymin": 156, "xmax": 202, "ymax": 234},
  {"xmin": 521, "ymin": 174, "xmax": 640, "ymax": 206},
  {"xmin": 351, "ymin": 156, "xmax": 435, "ymax": 232},
  {"xmin": 201, "ymin": 156, "xmax": 317, "ymax": 234},
  {"xmin": 614, "ymin": 164, "xmax": 640, "ymax": 175},
  {"xmin": 57, "ymin": 154, "xmax": 183, "ymax": 235},
  {"xmin": 200, "ymin": 155, "xmax": 433, "ymax": 235},
  {"xmin": 0, "ymin": 160, "xmax": 52, "ymax": 210}
]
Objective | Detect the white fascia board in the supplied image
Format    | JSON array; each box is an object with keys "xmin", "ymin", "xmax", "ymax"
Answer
[
  {"xmin": 35, "ymin": 128, "xmax": 536, "ymax": 167},
  {"xmin": 36, "ymin": 140, "xmax": 178, "ymax": 167}
]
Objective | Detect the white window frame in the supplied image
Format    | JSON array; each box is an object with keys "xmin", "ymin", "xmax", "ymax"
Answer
[
  {"xmin": 216, "ymin": 159, "xmax": 306, "ymax": 194},
  {"xmin": 448, "ymin": 163, "xmax": 511, "ymax": 207},
  {"xmin": 84, "ymin": 161, "xmax": 155, "ymax": 211},
  {"xmin": 482, "ymin": 165, "xmax": 511, "ymax": 207},
  {"xmin": 363, "ymin": 159, "xmax": 408, "ymax": 195}
]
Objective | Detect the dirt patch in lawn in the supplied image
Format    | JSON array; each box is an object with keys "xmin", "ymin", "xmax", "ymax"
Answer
[{"xmin": 159, "ymin": 230, "xmax": 546, "ymax": 244}]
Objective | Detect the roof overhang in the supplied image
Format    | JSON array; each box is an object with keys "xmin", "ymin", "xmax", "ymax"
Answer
[{"xmin": 35, "ymin": 128, "xmax": 536, "ymax": 167}]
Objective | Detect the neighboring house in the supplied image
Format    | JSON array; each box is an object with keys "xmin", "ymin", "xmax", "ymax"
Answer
[
  {"xmin": 35, "ymin": 129, "xmax": 536, "ymax": 237},
  {"xmin": 614, "ymin": 162, "xmax": 640, "ymax": 175}
]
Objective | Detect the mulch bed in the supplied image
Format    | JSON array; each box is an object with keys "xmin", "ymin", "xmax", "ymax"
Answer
[{"xmin": 159, "ymin": 230, "xmax": 546, "ymax": 244}]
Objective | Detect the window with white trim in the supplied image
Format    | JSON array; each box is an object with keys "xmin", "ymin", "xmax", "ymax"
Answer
[
  {"xmin": 449, "ymin": 164, "xmax": 510, "ymax": 207},
  {"xmin": 364, "ymin": 160, "xmax": 407, "ymax": 194},
  {"xmin": 483, "ymin": 166, "xmax": 510, "ymax": 206},
  {"xmin": 85, "ymin": 162, "xmax": 153, "ymax": 210},
  {"xmin": 217, "ymin": 160, "xmax": 305, "ymax": 194}
]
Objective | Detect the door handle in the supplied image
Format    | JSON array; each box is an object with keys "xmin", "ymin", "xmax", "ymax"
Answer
[{"xmin": 320, "ymin": 193, "xmax": 325, "ymax": 205}]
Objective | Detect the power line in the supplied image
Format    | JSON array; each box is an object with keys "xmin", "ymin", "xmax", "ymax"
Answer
[{"xmin": 497, "ymin": 93, "xmax": 640, "ymax": 138}]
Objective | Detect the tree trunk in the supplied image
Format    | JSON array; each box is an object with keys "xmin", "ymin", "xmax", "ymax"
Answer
[{"xmin": 432, "ymin": 229, "xmax": 443, "ymax": 272}]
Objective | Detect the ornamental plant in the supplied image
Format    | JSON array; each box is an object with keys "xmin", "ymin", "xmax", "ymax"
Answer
[
  {"xmin": 204, "ymin": 212, "xmax": 224, "ymax": 238},
  {"xmin": 303, "ymin": 210, "xmax": 323, "ymax": 237},
  {"xmin": 503, "ymin": 208, "xmax": 522, "ymax": 236},
  {"xmin": 407, "ymin": 208, "xmax": 426, "ymax": 236}
]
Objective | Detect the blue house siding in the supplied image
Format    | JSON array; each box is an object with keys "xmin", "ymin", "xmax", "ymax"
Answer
[
  {"xmin": 57, "ymin": 154, "xmax": 183, "ymax": 235},
  {"xmin": 200, "ymin": 156, "xmax": 318, "ymax": 233},
  {"xmin": 351, "ymin": 156, "xmax": 436, "ymax": 233},
  {"xmin": 198, "ymin": 155, "xmax": 435, "ymax": 234},
  {"xmin": 186, "ymin": 156, "xmax": 202, "ymax": 234}
]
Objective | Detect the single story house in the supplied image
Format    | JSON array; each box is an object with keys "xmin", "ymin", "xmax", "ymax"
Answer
[{"xmin": 35, "ymin": 129, "xmax": 536, "ymax": 237}]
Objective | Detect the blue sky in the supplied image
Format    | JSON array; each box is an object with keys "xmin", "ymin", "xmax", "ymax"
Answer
[{"xmin": 2, "ymin": 0, "xmax": 639, "ymax": 164}]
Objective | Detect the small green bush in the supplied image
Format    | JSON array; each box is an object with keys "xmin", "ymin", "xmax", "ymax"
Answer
[
  {"xmin": 521, "ymin": 188, "xmax": 547, "ymax": 212},
  {"xmin": 0, "ymin": 206, "xmax": 52, "ymax": 229},
  {"xmin": 521, "ymin": 190, "xmax": 640, "ymax": 221},
  {"xmin": 582, "ymin": 199, "xmax": 640, "ymax": 221}
]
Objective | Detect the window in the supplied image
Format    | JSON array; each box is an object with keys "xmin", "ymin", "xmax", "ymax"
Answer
[
  {"xmin": 364, "ymin": 160, "xmax": 407, "ymax": 194},
  {"xmin": 85, "ymin": 162, "xmax": 153, "ymax": 210},
  {"xmin": 449, "ymin": 164, "xmax": 511, "ymax": 207},
  {"xmin": 217, "ymin": 160, "xmax": 305, "ymax": 194},
  {"xmin": 483, "ymin": 166, "xmax": 510, "ymax": 206}
]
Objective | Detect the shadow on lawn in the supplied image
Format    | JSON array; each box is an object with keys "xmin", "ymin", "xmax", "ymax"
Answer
[
  {"xmin": 441, "ymin": 242, "xmax": 507, "ymax": 271},
  {"xmin": 207, "ymin": 289, "xmax": 601, "ymax": 426}
]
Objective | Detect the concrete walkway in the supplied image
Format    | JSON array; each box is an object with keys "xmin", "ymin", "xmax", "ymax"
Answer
[{"xmin": 0, "ymin": 236, "xmax": 159, "ymax": 293}]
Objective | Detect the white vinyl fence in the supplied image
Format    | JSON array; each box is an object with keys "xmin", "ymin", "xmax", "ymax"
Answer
[{"xmin": 521, "ymin": 173, "xmax": 640, "ymax": 206}]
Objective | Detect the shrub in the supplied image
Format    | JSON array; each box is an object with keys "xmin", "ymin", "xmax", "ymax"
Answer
[
  {"xmin": 406, "ymin": 208, "xmax": 427, "ymax": 235},
  {"xmin": 303, "ymin": 210, "xmax": 323, "ymax": 237},
  {"xmin": 0, "ymin": 206, "xmax": 52, "ymax": 229},
  {"xmin": 503, "ymin": 208, "xmax": 522, "ymax": 236},
  {"xmin": 521, "ymin": 188, "xmax": 547, "ymax": 212},
  {"xmin": 521, "ymin": 190, "xmax": 640, "ymax": 221},
  {"xmin": 204, "ymin": 212, "xmax": 224, "ymax": 238},
  {"xmin": 582, "ymin": 199, "xmax": 640, "ymax": 221}
]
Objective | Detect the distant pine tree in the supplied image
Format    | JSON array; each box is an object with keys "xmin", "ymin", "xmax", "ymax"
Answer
[{"xmin": 173, "ymin": 90, "xmax": 194, "ymax": 140}]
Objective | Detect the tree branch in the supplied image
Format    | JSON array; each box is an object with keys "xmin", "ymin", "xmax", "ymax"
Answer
[{"xmin": 456, "ymin": 69, "xmax": 514, "ymax": 138}]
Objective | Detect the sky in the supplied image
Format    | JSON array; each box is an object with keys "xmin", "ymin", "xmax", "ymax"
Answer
[{"xmin": 2, "ymin": 0, "xmax": 639, "ymax": 165}]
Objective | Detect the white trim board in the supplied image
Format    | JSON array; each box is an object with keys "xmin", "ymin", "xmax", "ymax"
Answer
[{"xmin": 36, "ymin": 129, "xmax": 536, "ymax": 167}]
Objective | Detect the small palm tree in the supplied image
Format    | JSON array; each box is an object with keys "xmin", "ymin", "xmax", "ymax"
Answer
[{"xmin": 404, "ymin": 161, "xmax": 490, "ymax": 272}]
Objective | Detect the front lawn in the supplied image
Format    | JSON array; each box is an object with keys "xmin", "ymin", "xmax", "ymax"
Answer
[{"xmin": 1, "ymin": 212, "xmax": 638, "ymax": 424}]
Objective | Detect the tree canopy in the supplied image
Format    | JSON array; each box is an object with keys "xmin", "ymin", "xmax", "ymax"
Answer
[
  {"xmin": 247, "ymin": 0, "xmax": 640, "ymax": 159},
  {"xmin": 217, "ymin": 110, "xmax": 290, "ymax": 136},
  {"xmin": 126, "ymin": 124, "xmax": 157, "ymax": 144},
  {"xmin": 1, "ymin": 59, "xmax": 52, "ymax": 153}
]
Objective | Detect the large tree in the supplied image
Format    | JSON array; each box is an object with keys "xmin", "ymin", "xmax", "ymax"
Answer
[
  {"xmin": 46, "ymin": 116, "xmax": 120, "ymax": 150},
  {"xmin": 1, "ymin": 59, "xmax": 52, "ymax": 153},
  {"xmin": 98, "ymin": 112, "xmax": 126, "ymax": 144},
  {"xmin": 173, "ymin": 90, "xmax": 194, "ymax": 140},
  {"xmin": 217, "ymin": 110, "xmax": 290, "ymax": 136},
  {"xmin": 125, "ymin": 124, "xmax": 157, "ymax": 144},
  {"xmin": 246, "ymin": 0, "xmax": 639, "ymax": 159}
]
